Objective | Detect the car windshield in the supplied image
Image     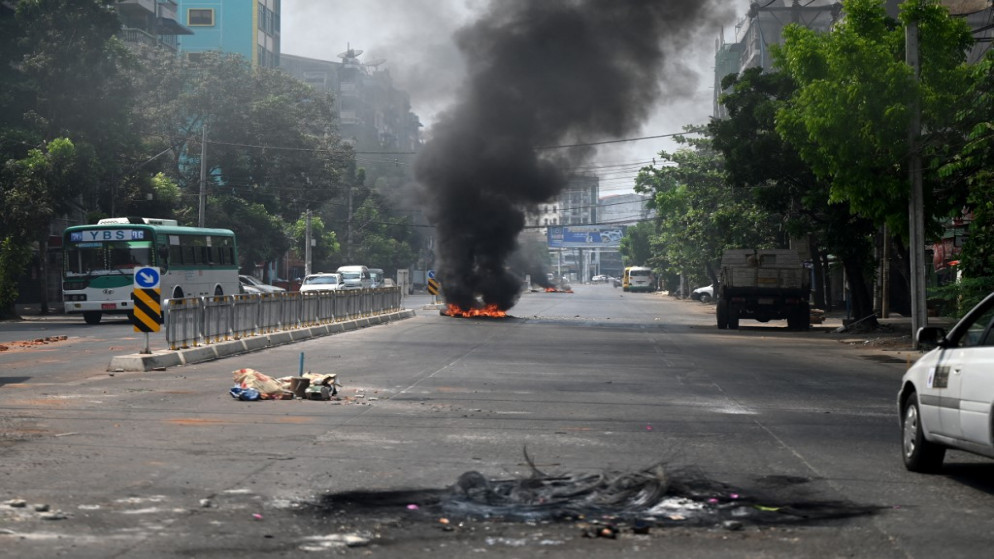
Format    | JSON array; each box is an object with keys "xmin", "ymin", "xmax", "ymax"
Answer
[
  {"xmin": 306, "ymin": 276, "xmax": 339, "ymax": 285},
  {"xmin": 340, "ymin": 272, "xmax": 361, "ymax": 280}
]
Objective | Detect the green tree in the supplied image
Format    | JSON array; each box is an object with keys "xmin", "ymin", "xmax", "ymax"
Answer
[
  {"xmin": 288, "ymin": 214, "xmax": 340, "ymax": 274},
  {"xmin": 205, "ymin": 196, "xmax": 288, "ymax": 275},
  {"xmin": 634, "ymin": 130, "xmax": 780, "ymax": 291},
  {"xmin": 937, "ymin": 49, "xmax": 994, "ymax": 310},
  {"xmin": 342, "ymin": 191, "xmax": 415, "ymax": 275},
  {"xmin": 0, "ymin": 138, "xmax": 81, "ymax": 316},
  {"xmin": 774, "ymin": 0, "xmax": 973, "ymax": 311},
  {"xmin": 131, "ymin": 49, "xmax": 351, "ymax": 221},
  {"xmin": 1, "ymin": 0, "xmax": 135, "ymax": 315},
  {"xmin": 619, "ymin": 221, "xmax": 653, "ymax": 268},
  {"xmin": 124, "ymin": 47, "xmax": 354, "ymax": 268}
]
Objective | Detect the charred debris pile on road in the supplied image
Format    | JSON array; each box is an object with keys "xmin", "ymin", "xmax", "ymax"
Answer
[{"xmin": 307, "ymin": 451, "xmax": 881, "ymax": 538}]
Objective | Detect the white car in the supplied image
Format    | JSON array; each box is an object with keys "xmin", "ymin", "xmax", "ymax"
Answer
[
  {"xmin": 899, "ymin": 291, "xmax": 994, "ymax": 472},
  {"xmin": 691, "ymin": 284, "xmax": 714, "ymax": 303},
  {"xmin": 299, "ymin": 273, "xmax": 344, "ymax": 293}
]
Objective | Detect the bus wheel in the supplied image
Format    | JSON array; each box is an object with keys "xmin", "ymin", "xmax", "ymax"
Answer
[
  {"xmin": 214, "ymin": 285, "xmax": 223, "ymax": 296},
  {"xmin": 173, "ymin": 287, "xmax": 185, "ymax": 299},
  {"xmin": 83, "ymin": 311, "xmax": 102, "ymax": 325}
]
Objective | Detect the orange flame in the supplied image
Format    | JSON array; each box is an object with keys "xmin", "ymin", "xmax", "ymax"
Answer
[{"xmin": 444, "ymin": 303, "xmax": 507, "ymax": 318}]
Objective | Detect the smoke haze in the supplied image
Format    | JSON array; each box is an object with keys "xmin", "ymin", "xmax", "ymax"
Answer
[{"xmin": 415, "ymin": 0, "xmax": 734, "ymax": 310}]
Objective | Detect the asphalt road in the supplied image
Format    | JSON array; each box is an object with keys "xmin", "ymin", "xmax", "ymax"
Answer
[{"xmin": 1, "ymin": 285, "xmax": 992, "ymax": 558}]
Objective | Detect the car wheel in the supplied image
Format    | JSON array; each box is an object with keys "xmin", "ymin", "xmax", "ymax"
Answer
[
  {"xmin": 902, "ymin": 394, "xmax": 945, "ymax": 473},
  {"xmin": 700, "ymin": 293, "xmax": 712, "ymax": 304},
  {"xmin": 83, "ymin": 311, "xmax": 102, "ymax": 325}
]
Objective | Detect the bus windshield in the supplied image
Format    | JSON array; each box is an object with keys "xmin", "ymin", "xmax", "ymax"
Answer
[{"xmin": 65, "ymin": 241, "xmax": 153, "ymax": 276}]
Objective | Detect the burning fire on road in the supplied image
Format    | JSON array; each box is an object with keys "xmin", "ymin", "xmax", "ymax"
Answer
[{"xmin": 442, "ymin": 303, "xmax": 508, "ymax": 318}]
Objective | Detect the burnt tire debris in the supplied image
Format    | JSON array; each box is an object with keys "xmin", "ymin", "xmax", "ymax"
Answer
[{"xmin": 306, "ymin": 457, "xmax": 881, "ymax": 539}]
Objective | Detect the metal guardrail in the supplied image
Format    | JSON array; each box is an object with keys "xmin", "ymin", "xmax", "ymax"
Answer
[{"xmin": 164, "ymin": 287, "xmax": 403, "ymax": 350}]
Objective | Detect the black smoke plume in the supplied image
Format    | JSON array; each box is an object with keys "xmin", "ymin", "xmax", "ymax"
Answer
[{"xmin": 415, "ymin": 0, "xmax": 732, "ymax": 311}]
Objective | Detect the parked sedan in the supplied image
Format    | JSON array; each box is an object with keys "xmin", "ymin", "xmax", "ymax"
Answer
[
  {"xmin": 691, "ymin": 284, "xmax": 714, "ymax": 303},
  {"xmin": 239, "ymin": 275, "xmax": 285, "ymax": 294},
  {"xmin": 898, "ymin": 291, "xmax": 994, "ymax": 472}
]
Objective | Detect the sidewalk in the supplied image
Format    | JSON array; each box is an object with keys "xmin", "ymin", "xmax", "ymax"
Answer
[{"xmin": 10, "ymin": 302, "xmax": 70, "ymax": 321}]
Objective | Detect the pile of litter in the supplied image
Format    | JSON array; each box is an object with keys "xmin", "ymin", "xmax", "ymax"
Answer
[{"xmin": 230, "ymin": 368, "xmax": 341, "ymax": 401}]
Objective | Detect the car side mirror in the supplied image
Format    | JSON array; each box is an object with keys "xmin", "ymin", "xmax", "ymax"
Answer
[{"xmin": 916, "ymin": 326, "xmax": 947, "ymax": 349}]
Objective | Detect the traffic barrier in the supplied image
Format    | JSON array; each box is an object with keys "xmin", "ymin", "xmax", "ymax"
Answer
[
  {"xmin": 164, "ymin": 296, "xmax": 203, "ymax": 350},
  {"xmin": 164, "ymin": 287, "xmax": 402, "ymax": 350},
  {"xmin": 203, "ymin": 295, "xmax": 233, "ymax": 343}
]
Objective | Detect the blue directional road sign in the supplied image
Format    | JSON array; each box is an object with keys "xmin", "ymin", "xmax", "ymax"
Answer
[
  {"xmin": 133, "ymin": 266, "xmax": 160, "ymax": 289},
  {"xmin": 131, "ymin": 266, "xmax": 162, "ymax": 333}
]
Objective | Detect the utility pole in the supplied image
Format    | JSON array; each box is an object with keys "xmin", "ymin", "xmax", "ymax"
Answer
[
  {"xmin": 906, "ymin": 19, "xmax": 927, "ymax": 348},
  {"xmin": 346, "ymin": 185, "xmax": 353, "ymax": 262},
  {"xmin": 304, "ymin": 209, "xmax": 312, "ymax": 277},
  {"xmin": 198, "ymin": 123, "xmax": 207, "ymax": 228}
]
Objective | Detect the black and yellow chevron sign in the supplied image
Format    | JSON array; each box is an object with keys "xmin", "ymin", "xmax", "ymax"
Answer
[
  {"xmin": 131, "ymin": 288, "xmax": 162, "ymax": 332},
  {"xmin": 427, "ymin": 277, "xmax": 440, "ymax": 295}
]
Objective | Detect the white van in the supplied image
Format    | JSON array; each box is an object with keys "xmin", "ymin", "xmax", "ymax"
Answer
[{"xmin": 336, "ymin": 265, "xmax": 371, "ymax": 289}]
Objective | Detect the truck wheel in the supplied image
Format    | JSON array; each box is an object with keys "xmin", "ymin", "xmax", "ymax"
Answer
[
  {"xmin": 728, "ymin": 308, "xmax": 739, "ymax": 329},
  {"xmin": 716, "ymin": 299, "xmax": 728, "ymax": 329},
  {"xmin": 788, "ymin": 303, "xmax": 810, "ymax": 330},
  {"xmin": 787, "ymin": 310, "xmax": 800, "ymax": 330},
  {"xmin": 83, "ymin": 311, "xmax": 102, "ymax": 325}
]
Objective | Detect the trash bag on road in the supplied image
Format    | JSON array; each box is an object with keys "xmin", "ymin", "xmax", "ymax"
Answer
[{"xmin": 229, "ymin": 386, "xmax": 261, "ymax": 401}]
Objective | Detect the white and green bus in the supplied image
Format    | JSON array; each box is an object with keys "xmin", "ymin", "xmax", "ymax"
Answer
[{"xmin": 62, "ymin": 217, "xmax": 239, "ymax": 324}]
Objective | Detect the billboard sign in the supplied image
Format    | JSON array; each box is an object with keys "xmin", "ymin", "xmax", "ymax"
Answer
[{"xmin": 547, "ymin": 226, "xmax": 624, "ymax": 248}]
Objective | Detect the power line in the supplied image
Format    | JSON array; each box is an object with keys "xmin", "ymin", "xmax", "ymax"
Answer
[{"xmin": 536, "ymin": 131, "xmax": 699, "ymax": 150}]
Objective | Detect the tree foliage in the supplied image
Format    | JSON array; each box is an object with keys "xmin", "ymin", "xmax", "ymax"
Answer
[
  {"xmin": 1, "ymin": 0, "xmax": 133, "ymax": 315},
  {"xmin": 634, "ymin": 129, "xmax": 780, "ymax": 290},
  {"xmin": 288, "ymin": 214, "xmax": 340, "ymax": 274},
  {"xmin": 124, "ymin": 47, "xmax": 353, "ymax": 266},
  {"xmin": 341, "ymin": 190, "xmax": 415, "ymax": 275},
  {"xmin": 774, "ymin": 0, "xmax": 973, "ymax": 238},
  {"xmin": 936, "ymin": 48, "xmax": 994, "ymax": 309}
]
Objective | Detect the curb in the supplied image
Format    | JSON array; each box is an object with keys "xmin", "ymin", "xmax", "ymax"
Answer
[{"xmin": 107, "ymin": 309, "xmax": 417, "ymax": 372}]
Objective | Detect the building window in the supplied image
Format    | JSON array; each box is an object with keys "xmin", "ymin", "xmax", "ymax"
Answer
[{"xmin": 188, "ymin": 8, "xmax": 214, "ymax": 26}]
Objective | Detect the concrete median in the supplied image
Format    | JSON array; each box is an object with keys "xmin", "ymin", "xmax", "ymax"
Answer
[{"xmin": 107, "ymin": 309, "xmax": 416, "ymax": 372}]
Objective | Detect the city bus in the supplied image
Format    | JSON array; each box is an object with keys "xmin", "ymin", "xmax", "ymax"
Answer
[
  {"xmin": 62, "ymin": 217, "xmax": 239, "ymax": 324},
  {"xmin": 622, "ymin": 266, "xmax": 654, "ymax": 293}
]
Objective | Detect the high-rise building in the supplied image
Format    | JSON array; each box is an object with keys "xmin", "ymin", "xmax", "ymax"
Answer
[
  {"xmin": 280, "ymin": 50, "xmax": 421, "ymax": 155},
  {"xmin": 175, "ymin": 0, "xmax": 280, "ymax": 68}
]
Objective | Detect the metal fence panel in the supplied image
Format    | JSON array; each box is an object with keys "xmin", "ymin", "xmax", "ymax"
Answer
[{"xmin": 162, "ymin": 287, "xmax": 402, "ymax": 348}]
